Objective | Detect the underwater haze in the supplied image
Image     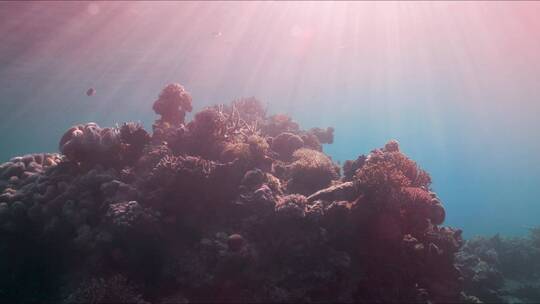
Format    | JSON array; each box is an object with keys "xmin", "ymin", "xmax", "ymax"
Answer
[{"xmin": 1, "ymin": 0, "xmax": 540, "ymax": 239}]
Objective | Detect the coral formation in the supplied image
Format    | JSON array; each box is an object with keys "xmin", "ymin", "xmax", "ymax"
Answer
[
  {"xmin": 308, "ymin": 126, "xmax": 334, "ymax": 144},
  {"xmin": 152, "ymin": 83, "xmax": 193, "ymax": 125},
  {"xmin": 285, "ymin": 148, "xmax": 339, "ymax": 195},
  {"xmin": 64, "ymin": 274, "xmax": 148, "ymax": 304},
  {"xmin": 270, "ymin": 132, "xmax": 304, "ymax": 160},
  {"xmin": 59, "ymin": 122, "xmax": 149, "ymax": 167},
  {"xmin": 0, "ymin": 83, "xmax": 467, "ymax": 303},
  {"xmin": 456, "ymin": 229, "xmax": 540, "ymax": 303}
]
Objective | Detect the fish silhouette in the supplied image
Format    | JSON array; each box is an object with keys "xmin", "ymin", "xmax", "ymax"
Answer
[{"xmin": 86, "ymin": 88, "xmax": 96, "ymax": 96}]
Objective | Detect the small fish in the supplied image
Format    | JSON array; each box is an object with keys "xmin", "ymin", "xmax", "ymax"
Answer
[{"xmin": 86, "ymin": 88, "xmax": 96, "ymax": 96}]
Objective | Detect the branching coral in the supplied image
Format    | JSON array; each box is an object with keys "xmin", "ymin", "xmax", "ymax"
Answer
[
  {"xmin": 355, "ymin": 141, "xmax": 431, "ymax": 201},
  {"xmin": 231, "ymin": 96, "xmax": 266, "ymax": 124},
  {"xmin": 119, "ymin": 122, "xmax": 151, "ymax": 164}
]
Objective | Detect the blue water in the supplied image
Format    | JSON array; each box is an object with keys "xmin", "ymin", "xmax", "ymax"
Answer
[{"xmin": 1, "ymin": 2, "xmax": 539, "ymax": 238}]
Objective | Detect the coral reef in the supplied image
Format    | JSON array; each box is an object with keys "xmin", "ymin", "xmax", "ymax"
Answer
[
  {"xmin": 456, "ymin": 229, "xmax": 540, "ymax": 303},
  {"xmin": 0, "ymin": 83, "xmax": 465, "ymax": 303},
  {"xmin": 64, "ymin": 275, "xmax": 148, "ymax": 304}
]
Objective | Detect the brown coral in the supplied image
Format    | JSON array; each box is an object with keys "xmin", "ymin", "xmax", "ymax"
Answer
[
  {"xmin": 286, "ymin": 148, "xmax": 339, "ymax": 195},
  {"xmin": 271, "ymin": 132, "xmax": 304, "ymax": 160},
  {"xmin": 152, "ymin": 83, "xmax": 193, "ymax": 125},
  {"xmin": 355, "ymin": 143, "xmax": 431, "ymax": 200}
]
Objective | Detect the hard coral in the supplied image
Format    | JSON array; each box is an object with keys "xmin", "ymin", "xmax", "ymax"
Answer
[
  {"xmin": 308, "ymin": 127, "xmax": 334, "ymax": 144},
  {"xmin": 219, "ymin": 138, "xmax": 267, "ymax": 170},
  {"xmin": 231, "ymin": 97, "xmax": 266, "ymax": 124},
  {"xmin": 189, "ymin": 108, "xmax": 226, "ymax": 139},
  {"xmin": 152, "ymin": 83, "xmax": 193, "ymax": 125},
  {"xmin": 355, "ymin": 141, "xmax": 431, "ymax": 200},
  {"xmin": 59, "ymin": 123, "xmax": 113, "ymax": 163},
  {"xmin": 64, "ymin": 275, "xmax": 148, "ymax": 304},
  {"xmin": 286, "ymin": 148, "xmax": 339, "ymax": 195},
  {"xmin": 384, "ymin": 139, "xmax": 400, "ymax": 152},
  {"xmin": 59, "ymin": 122, "xmax": 149, "ymax": 167},
  {"xmin": 342, "ymin": 155, "xmax": 366, "ymax": 181},
  {"xmin": 220, "ymin": 142, "xmax": 251, "ymax": 163},
  {"xmin": 261, "ymin": 114, "xmax": 299, "ymax": 137},
  {"xmin": 275, "ymin": 194, "xmax": 308, "ymax": 219},
  {"xmin": 247, "ymin": 135, "xmax": 270, "ymax": 166},
  {"xmin": 270, "ymin": 132, "xmax": 304, "ymax": 160},
  {"xmin": 119, "ymin": 122, "xmax": 150, "ymax": 161},
  {"xmin": 300, "ymin": 132, "xmax": 323, "ymax": 151},
  {"xmin": 182, "ymin": 108, "xmax": 229, "ymax": 159},
  {"xmin": 105, "ymin": 201, "xmax": 158, "ymax": 232},
  {"xmin": 400, "ymin": 186, "xmax": 446, "ymax": 226}
]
